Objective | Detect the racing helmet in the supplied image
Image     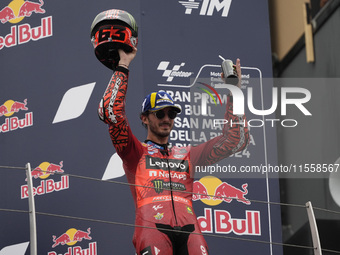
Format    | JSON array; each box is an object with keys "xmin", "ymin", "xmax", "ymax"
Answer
[{"xmin": 90, "ymin": 9, "xmax": 138, "ymax": 70}]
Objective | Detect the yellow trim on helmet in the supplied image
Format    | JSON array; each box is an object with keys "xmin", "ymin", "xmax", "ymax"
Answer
[{"xmin": 150, "ymin": 92, "xmax": 157, "ymax": 109}]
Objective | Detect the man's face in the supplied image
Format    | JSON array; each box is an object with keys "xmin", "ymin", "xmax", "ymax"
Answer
[{"xmin": 143, "ymin": 107, "xmax": 177, "ymax": 138}]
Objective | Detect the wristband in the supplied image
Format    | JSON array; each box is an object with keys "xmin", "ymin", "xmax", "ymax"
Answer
[
  {"xmin": 115, "ymin": 66, "xmax": 129, "ymax": 74},
  {"xmin": 118, "ymin": 63, "xmax": 129, "ymax": 69}
]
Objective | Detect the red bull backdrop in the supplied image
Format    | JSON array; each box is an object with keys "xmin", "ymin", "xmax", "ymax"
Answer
[{"xmin": 0, "ymin": 0, "xmax": 283, "ymax": 254}]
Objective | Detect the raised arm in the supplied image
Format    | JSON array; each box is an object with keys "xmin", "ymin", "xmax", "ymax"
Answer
[
  {"xmin": 191, "ymin": 58, "xmax": 250, "ymax": 166},
  {"xmin": 98, "ymin": 48, "xmax": 138, "ymax": 153}
]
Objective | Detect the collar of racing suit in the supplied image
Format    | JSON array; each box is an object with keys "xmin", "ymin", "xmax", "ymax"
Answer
[{"xmin": 144, "ymin": 140, "xmax": 172, "ymax": 151}]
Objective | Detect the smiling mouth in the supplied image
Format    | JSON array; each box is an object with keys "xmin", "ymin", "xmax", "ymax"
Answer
[{"xmin": 160, "ymin": 123, "xmax": 171, "ymax": 128}]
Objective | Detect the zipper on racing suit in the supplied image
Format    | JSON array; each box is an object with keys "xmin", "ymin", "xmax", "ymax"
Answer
[
  {"xmin": 147, "ymin": 141, "xmax": 179, "ymax": 227},
  {"xmin": 161, "ymin": 144, "xmax": 179, "ymax": 227}
]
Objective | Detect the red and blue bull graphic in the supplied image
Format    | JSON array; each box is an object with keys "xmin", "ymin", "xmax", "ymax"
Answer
[
  {"xmin": 0, "ymin": 0, "xmax": 45, "ymax": 24},
  {"xmin": 21, "ymin": 161, "xmax": 69, "ymax": 199},
  {"xmin": 193, "ymin": 176, "xmax": 260, "ymax": 236},
  {"xmin": 48, "ymin": 227, "xmax": 97, "ymax": 255},
  {"xmin": 25, "ymin": 161, "xmax": 64, "ymax": 180},
  {"xmin": 0, "ymin": 0, "xmax": 52, "ymax": 50},
  {"xmin": 0, "ymin": 99, "xmax": 33, "ymax": 133},
  {"xmin": 193, "ymin": 176, "xmax": 250, "ymax": 206},
  {"xmin": 0, "ymin": 99, "xmax": 28, "ymax": 116}
]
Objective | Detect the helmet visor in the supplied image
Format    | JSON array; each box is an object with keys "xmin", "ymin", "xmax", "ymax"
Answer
[{"xmin": 92, "ymin": 24, "xmax": 137, "ymax": 50}]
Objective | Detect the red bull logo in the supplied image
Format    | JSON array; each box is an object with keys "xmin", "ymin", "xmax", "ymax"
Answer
[
  {"xmin": 192, "ymin": 176, "xmax": 250, "ymax": 206},
  {"xmin": 21, "ymin": 161, "xmax": 69, "ymax": 199},
  {"xmin": 0, "ymin": 99, "xmax": 33, "ymax": 133},
  {"xmin": 49, "ymin": 228, "xmax": 97, "ymax": 255},
  {"xmin": 0, "ymin": 99, "xmax": 28, "ymax": 116},
  {"xmin": 193, "ymin": 177, "xmax": 260, "ymax": 236},
  {"xmin": 0, "ymin": 0, "xmax": 45, "ymax": 24},
  {"xmin": 25, "ymin": 161, "xmax": 64, "ymax": 180},
  {"xmin": 0, "ymin": 0, "xmax": 52, "ymax": 50},
  {"xmin": 197, "ymin": 208, "xmax": 261, "ymax": 235}
]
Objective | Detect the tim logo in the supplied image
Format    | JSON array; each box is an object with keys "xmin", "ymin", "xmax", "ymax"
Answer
[
  {"xmin": 157, "ymin": 61, "xmax": 193, "ymax": 82},
  {"xmin": 179, "ymin": 0, "xmax": 232, "ymax": 17}
]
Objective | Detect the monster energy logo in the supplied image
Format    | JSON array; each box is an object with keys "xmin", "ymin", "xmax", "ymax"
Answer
[
  {"xmin": 126, "ymin": 13, "xmax": 138, "ymax": 32},
  {"xmin": 152, "ymin": 180, "xmax": 186, "ymax": 194}
]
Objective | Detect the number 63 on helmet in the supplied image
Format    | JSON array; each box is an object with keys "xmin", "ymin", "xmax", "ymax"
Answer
[{"xmin": 90, "ymin": 9, "xmax": 138, "ymax": 70}]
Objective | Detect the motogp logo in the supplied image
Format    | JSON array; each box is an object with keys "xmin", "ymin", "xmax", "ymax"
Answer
[{"xmin": 157, "ymin": 61, "xmax": 193, "ymax": 82}]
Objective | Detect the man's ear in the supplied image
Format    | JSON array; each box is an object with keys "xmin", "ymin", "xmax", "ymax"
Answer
[{"xmin": 140, "ymin": 114, "xmax": 148, "ymax": 125}]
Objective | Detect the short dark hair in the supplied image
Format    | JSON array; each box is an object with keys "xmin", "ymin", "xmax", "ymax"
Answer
[{"xmin": 140, "ymin": 111, "xmax": 149, "ymax": 129}]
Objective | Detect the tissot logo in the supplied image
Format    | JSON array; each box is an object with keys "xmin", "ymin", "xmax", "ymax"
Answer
[{"xmin": 146, "ymin": 155, "xmax": 189, "ymax": 173}]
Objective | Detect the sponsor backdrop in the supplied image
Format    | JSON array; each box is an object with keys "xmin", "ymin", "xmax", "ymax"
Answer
[{"xmin": 0, "ymin": 0, "xmax": 282, "ymax": 254}]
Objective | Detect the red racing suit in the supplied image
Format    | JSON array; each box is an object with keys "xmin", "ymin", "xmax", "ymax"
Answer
[{"xmin": 98, "ymin": 66, "xmax": 249, "ymax": 255}]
